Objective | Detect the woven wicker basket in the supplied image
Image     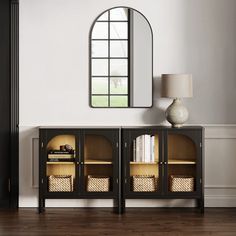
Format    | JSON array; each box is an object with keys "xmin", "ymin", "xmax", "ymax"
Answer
[
  {"xmin": 48, "ymin": 175, "xmax": 73, "ymax": 192},
  {"xmin": 87, "ymin": 175, "xmax": 110, "ymax": 192},
  {"xmin": 169, "ymin": 175, "xmax": 194, "ymax": 192},
  {"xmin": 132, "ymin": 175, "xmax": 157, "ymax": 192}
]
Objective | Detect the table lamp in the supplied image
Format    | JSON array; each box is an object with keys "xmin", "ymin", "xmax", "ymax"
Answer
[{"xmin": 161, "ymin": 74, "xmax": 193, "ymax": 128}]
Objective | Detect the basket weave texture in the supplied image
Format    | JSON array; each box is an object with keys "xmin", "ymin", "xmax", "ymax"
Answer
[
  {"xmin": 87, "ymin": 175, "xmax": 110, "ymax": 192},
  {"xmin": 132, "ymin": 175, "xmax": 157, "ymax": 192},
  {"xmin": 170, "ymin": 175, "xmax": 194, "ymax": 192},
  {"xmin": 48, "ymin": 175, "xmax": 73, "ymax": 192}
]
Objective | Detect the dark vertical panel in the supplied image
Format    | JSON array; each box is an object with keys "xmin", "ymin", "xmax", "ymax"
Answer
[
  {"xmin": 0, "ymin": 0, "xmax": 10, "ymax": 208},
  {"xmin": 0, "ymin": 0, "xmax": 19, "ymax": 208},
  {"xmin": 10, "ymin": 0, "xmax": 19, "ymax": 208}
]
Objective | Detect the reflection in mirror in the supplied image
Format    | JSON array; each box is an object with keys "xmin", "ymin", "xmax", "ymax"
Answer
[{"xmin": 90, "ymin": 7, "xmax": 153, "ymax": 107}]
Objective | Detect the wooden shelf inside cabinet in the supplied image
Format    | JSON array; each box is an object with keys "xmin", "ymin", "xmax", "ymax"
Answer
[
  {"xmin": 168, "ymin": 160, "xmax": 196, "ymax": 165},
  {"xmin": 130, "ymin": 162, "xmax": 158, "ymax": 165},
  {"xmin": 84, "ymin": 160, "xmax": 113, "ymax": 165},
  {"xmin": 46, "ymin": 162, "xmax": 75, "ymax": 165},
  {"xmin": 48, "ymin": 154, "xmax": 75, "ymax": 159}
]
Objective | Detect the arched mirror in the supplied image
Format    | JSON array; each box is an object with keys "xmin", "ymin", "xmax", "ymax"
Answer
[{"xmin": 89, "ymin": 7, "xmax": 153, "ymax": 108}]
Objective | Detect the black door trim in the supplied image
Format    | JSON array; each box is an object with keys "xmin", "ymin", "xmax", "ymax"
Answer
[{"xmin": 10, "ymin": 0, "xmax": 19, "ymax": 208}]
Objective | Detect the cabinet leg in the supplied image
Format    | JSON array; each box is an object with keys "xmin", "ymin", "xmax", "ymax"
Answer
[
  {"xmin": 38, "ymin": 198, "xmax": 45, "ymax": 214},
  {"xmin": 121, "ymin": 199, "xmax": 125, "ymax": 214},
  {"xmin": 39, "ymin": 200, "xmax": 42, "ymax": 214},
  {"xmin": 197, "ymin": 198, "xmax": 204, "ymax": 214},
  {"xmin": 43, "ymin": 198, "xmax": 45, "ymax": 211},
  {"xmin": 113, "ymin": 198, "xmax": 125, "ymax": 214}
]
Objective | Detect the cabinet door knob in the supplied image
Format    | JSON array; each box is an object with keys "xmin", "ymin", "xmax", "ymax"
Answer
[{"xmin": 164, "ymin": 161, "xmax": 167, "ymax": 165}]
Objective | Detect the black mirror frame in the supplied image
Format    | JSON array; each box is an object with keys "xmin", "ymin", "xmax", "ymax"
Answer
[{"xmin": 89, "ymin": 6, "xmax": 154, "ymax": 108}]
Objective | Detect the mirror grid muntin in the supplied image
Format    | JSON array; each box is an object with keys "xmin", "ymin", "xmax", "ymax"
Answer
[{"xmin": 91, "ymin": 8, "xmax": 129, "ymax": 107}]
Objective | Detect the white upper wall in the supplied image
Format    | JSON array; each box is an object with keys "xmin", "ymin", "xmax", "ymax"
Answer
[{"xmin": 19, "ymin": 0, "xmax": 236, "ymax": 126}]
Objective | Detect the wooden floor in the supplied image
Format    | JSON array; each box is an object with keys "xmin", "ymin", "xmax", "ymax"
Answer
[{"xmin": 0, "ymin": 208, "xmax": 236, "ymax": 236}]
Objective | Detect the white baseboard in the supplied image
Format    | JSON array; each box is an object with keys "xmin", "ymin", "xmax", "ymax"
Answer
[
  {"xmin": 19, "ymin": 197, "xmax": 236, "ymax": 208},
  {"xmin": 205, "ymin": 195, "xmax": 236, "ymax": 207}
]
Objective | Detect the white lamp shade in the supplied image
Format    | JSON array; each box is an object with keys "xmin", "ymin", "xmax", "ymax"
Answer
[{"xmin": 161, "ymin": 74, "xmax": 193, "ymax": 98}]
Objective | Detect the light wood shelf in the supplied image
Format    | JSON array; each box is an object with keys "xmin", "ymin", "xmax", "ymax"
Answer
[
  {"xmin": 48, "ymin": 154, "xmax": 74, "ymax": 159},
  {"xmin": 130, "ymin": 162, "xmax": 158, "ymax": 165},
  {"xmin": 130, "ymin": 160, "xmax": 196, "ymax": 165},
  {"xmin": 168, "ymin": 160, "xmax": 196, "ymax": 165},
  {"xmin": 47, "ymin": 162, "xmax": 75, "ymax": 165},
  {"xmin": 84, "ymin": 160, "xmax": 112, "ymax": 164}
]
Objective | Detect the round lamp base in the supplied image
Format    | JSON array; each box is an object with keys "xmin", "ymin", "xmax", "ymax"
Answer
[{"xmin": 166, "ymin": 98, "xmax": 189, "ymax": 128}]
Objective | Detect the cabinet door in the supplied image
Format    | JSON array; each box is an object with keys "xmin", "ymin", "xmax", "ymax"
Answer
[
  {"xmin": 40, "ymin": 129, "xmax": 80, "ymax": 197},
  {"xmin": 123, "ymin": 129, "xmax": 163, "ymax": 198},
  {"xmin": 164, "ymin": 129, "xmax": 202, "ymax": 197},
  {"xmin": 80, "ymin": 129, "xmax": 119, "ymax": 197}
]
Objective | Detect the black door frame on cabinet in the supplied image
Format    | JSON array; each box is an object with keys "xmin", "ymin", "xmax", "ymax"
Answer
[
  {"xmin": 121, "ymin": 126, "xmax": 204, "ymax": 213},
  {"xmin": 38, "ymin": 128, "xmax": 122, "ymax": 213},
  {"xmin": 0, "ymin": 0, "xmax": 19, "ymax": 208}
]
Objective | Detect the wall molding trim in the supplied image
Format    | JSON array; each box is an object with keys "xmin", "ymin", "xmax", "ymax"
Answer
[
  {"xmin": 204, "ymin": 125, "xmax": 236, "ymax": 139},
  {"xmin": 205, "ymin": 195, "xmax": 236, "ymax": 207},
  {"xmin": 205, "ymin": 185, "xmax": 236, "ymax": 189},
  {"xmin": 32, "ymin": 138, "xmax": 39, "ymax": 188}
]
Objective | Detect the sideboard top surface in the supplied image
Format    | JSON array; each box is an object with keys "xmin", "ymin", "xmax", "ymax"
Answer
[{"xmin": 39, "ymin": 125, "xmax": 203, "ymax": 130}]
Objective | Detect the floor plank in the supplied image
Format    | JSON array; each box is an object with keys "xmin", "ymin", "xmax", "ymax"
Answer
[{"xmin": 0, "ymin": 208, "xmax": 236, "ymax": 236}]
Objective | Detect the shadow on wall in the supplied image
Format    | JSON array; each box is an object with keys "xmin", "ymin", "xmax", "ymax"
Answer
[{"xmin": 142, "ymin": 76, "xmax": 170, "ymax": 125}]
